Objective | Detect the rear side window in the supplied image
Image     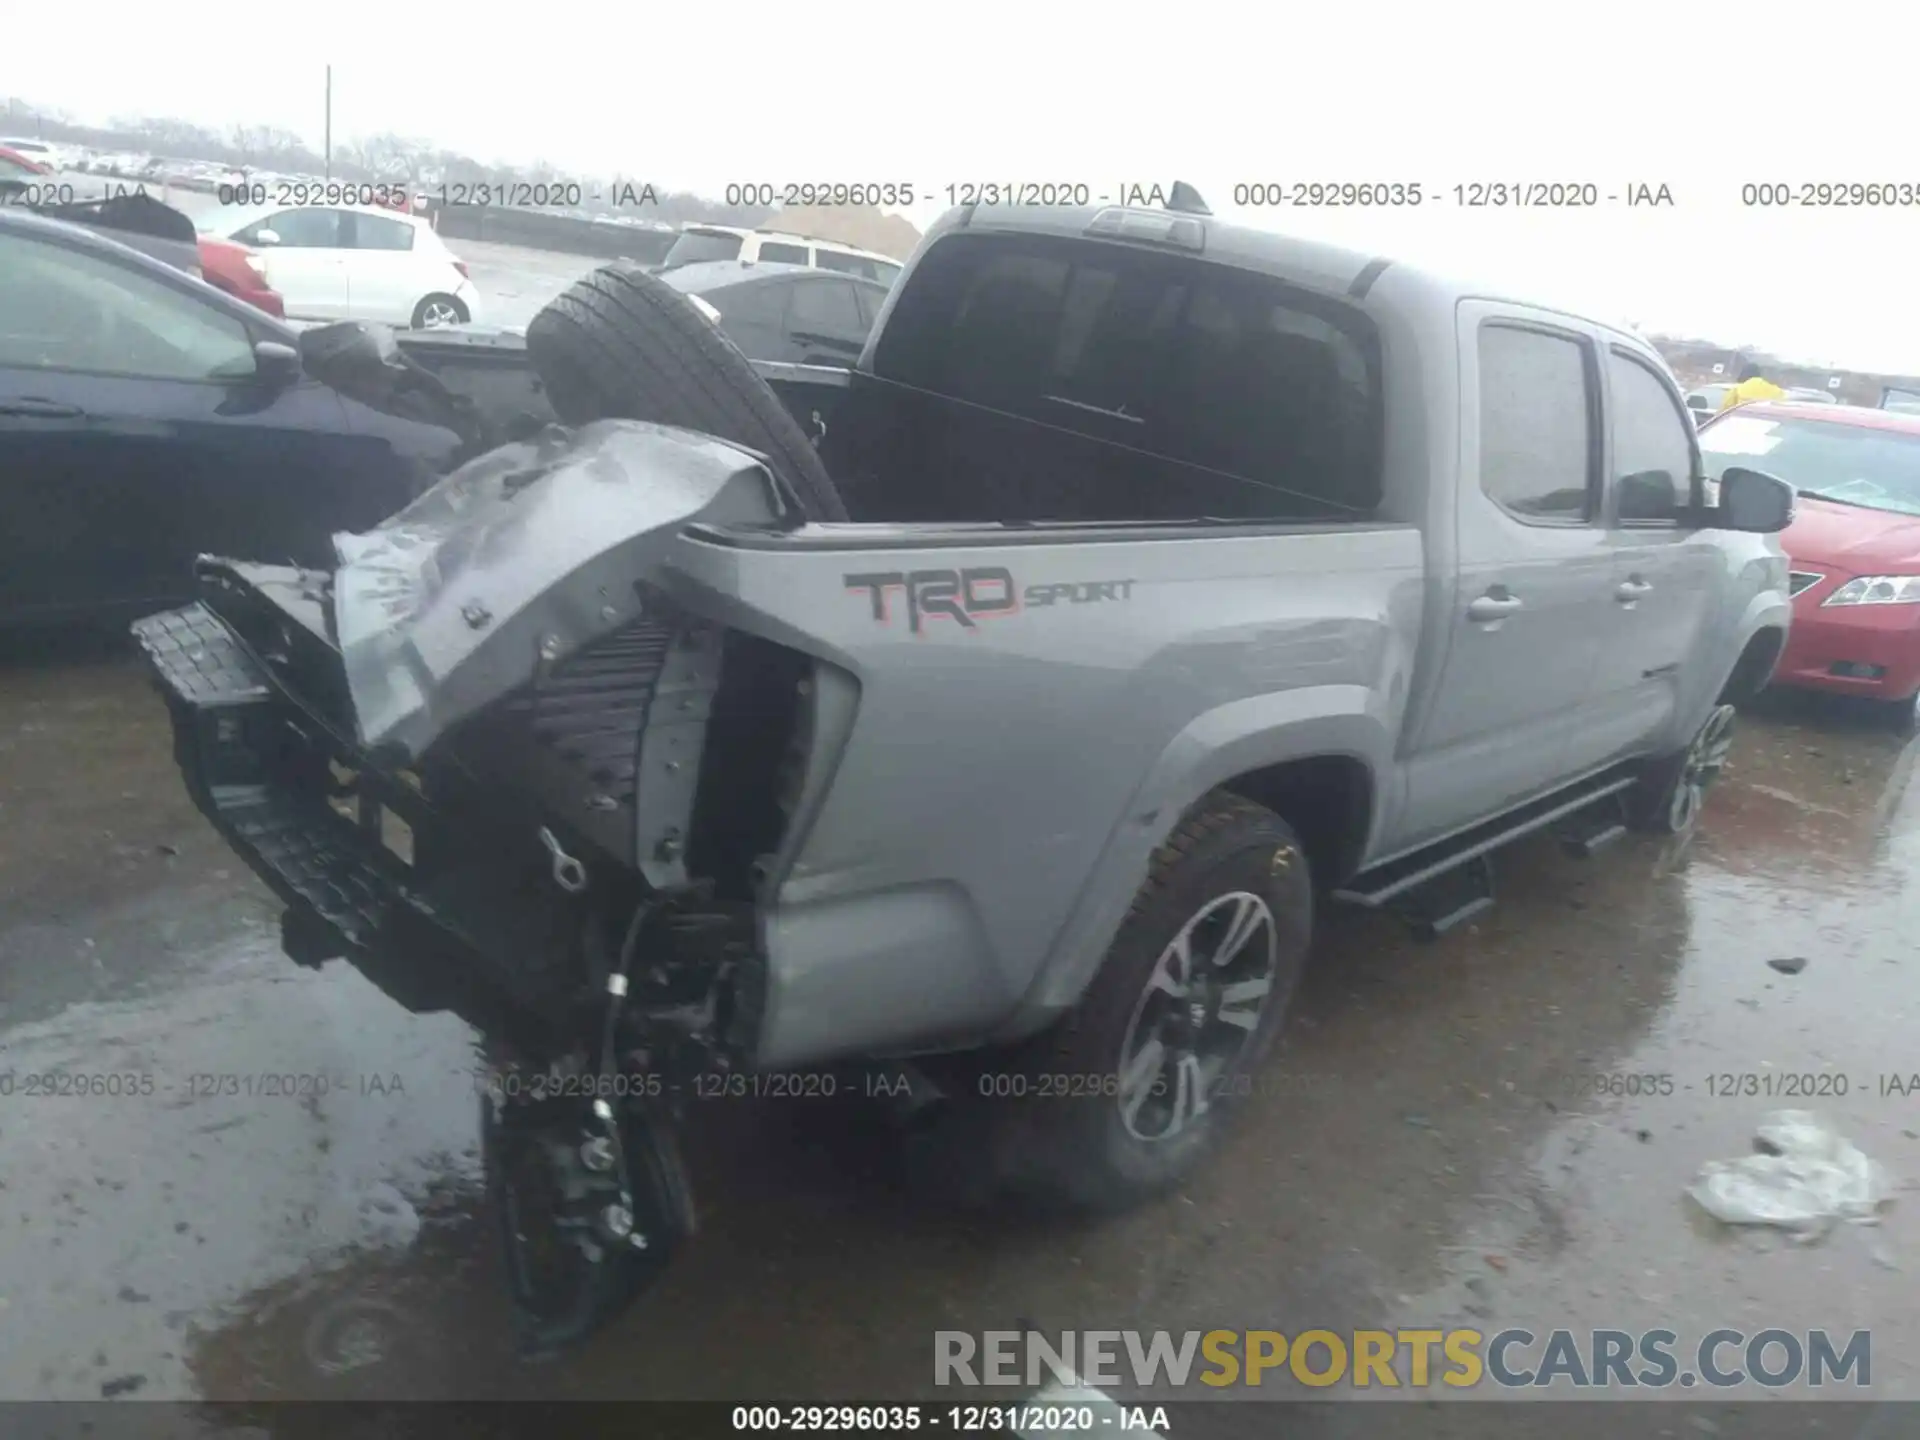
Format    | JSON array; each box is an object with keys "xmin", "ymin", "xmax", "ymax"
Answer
[
  {"xmin": 757, "ymin": 241, "xmax": 809, "ymax": 265},
  {"xmin": 663, "ymin": 229, "xmax": 743, "ymax": 266},
  {"xmin": 349, "ymin": 213, "xmax": 416, "ymax": 251},
  {"xmin": 869, "ymin": 232, "xmax": 1381, "ymax": 516},
  {"xmin": 1607, "ymin": 349, "xmax": 1697, "ymax": 522},
  {"xmin": 1477, "ymin": 324, "xmax": 1595, "ymax": 523}
]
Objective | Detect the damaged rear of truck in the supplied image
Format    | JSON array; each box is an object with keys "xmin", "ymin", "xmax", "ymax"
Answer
[{"xmin": 135, "ymin": 195, "xmax": 1433, "ymax": 1349}]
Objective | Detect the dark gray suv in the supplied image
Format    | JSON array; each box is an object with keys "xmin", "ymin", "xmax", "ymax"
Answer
[{"xmin": 657, "ymin": 259, "xmax": 889, "ymax": 368}]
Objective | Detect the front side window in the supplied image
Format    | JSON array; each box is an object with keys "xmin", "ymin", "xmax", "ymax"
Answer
[
  {"xmin": 1608, "ymin": 350, "xmax": 1697, "ymax": 522},
  {"xmin": 1478, "ymin": 324, "xmax": 1595, "ymax": 523},
  {"xmin": 349, "ymin": 213, "xmax": 416, "ymax": 251},
  {"xmin": 238, "ymin": 208, "xmax": 345, "ymax": 248},
  {"xmin": 0, "ymin": 232, "xmax": 256, "ymax": 380}
]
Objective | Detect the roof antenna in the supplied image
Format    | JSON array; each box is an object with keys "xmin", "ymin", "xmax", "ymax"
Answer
[{"xmin": 1165, "ymin": 181, "xmax": 1211, "ymax": 217}]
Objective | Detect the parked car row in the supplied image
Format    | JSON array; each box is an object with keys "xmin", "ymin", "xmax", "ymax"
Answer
[
  {"xmin": 9, "ymin": 184, "xmax": 1920, "ymax": 742},
  {"xmin": 0, "ymin": 208, "xmax": 468, "ymax": 628}
]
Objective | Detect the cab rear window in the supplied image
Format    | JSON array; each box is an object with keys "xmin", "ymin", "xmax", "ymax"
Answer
[{"xmin": 868, "ymin": 231, "xmax": 1382, "ymax": 518}]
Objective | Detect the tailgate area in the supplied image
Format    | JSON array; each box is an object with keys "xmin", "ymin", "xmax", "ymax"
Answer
[{"xmin": 132, "ymin": 600, "xmax": 568, "ymax": 1039}]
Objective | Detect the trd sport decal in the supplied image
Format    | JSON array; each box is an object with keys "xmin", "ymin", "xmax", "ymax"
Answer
[{"xmin": 843, "ymin": 568, "xmax": 1136, "ymax": 634}]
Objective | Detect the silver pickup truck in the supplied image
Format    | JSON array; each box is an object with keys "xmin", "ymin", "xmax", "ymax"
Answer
[{"xmin": 135, "ymin": 190, "xmax": 1795, "ymax": 1351}]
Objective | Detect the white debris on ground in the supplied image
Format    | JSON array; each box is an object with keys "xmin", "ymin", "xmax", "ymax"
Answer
[{"xmin": 1688, "ymin": 1110, "xmax": 1891, "ymax": 1235}]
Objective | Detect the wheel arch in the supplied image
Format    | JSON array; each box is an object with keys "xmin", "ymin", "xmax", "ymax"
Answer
[
  {"xmin": 1001, "ymin": 686, "xmax": 1389, "ymax": 1037},
  {"xmin": 1720, "ymin": 625, "xmax": 1787, "ymax": 705},
  {"xmin": 1221, "ymin": 753, "xmax": 1376, "ymax": 891}
]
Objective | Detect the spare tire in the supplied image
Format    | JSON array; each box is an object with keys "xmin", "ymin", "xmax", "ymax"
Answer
[{"xmin": 525, "ymin": 264, "xmax": 848, "ymax": 522}]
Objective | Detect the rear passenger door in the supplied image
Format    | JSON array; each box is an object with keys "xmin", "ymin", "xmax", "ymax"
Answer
[
  {"xmin": 1400, "ymin": 308, "xmax": 1618, "ymax": 844},
  {"xmin": 1585, "ymin": 346, "xmax": 1720, "ymax": 759},
  {"xmin": 339, "ymin": 210, "xmax": 421, "ymax": 326}
]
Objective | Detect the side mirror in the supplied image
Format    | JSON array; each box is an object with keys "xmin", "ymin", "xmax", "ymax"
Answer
[
  {"xmin": 1714, "ymin": 466, "xmax": 1795, "ymax": 534},
  {"xmin": 252, "ymin": 228, "xmax": 281, "ymax": 247},
  {"xmin": 251, "ymin": 340, "xmax": 302, "ymax": 387},
  {"xmin": 1618, "ymin": 469, "xmax": 1680, "ymax": 523}
]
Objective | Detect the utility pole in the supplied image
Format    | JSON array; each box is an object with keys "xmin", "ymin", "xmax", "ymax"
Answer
[{"xmin": 324, "ymin": 65, "xmax": 333, "ymax": 179}]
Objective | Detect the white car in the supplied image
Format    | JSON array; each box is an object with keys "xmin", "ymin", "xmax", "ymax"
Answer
[
  {"xmin": 658, "ymin": 224, "xmax": 903, "ymax": 285},
  {"xmin": 195, "ymin": 202, "xmax": 482, "ymax": 328}
]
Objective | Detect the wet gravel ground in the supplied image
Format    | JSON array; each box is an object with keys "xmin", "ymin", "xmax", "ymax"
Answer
[{"xmin": 2, "ymin": 632, "xmax": 1918, "ymax": 1437}]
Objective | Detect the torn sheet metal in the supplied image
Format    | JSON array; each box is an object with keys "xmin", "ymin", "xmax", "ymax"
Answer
[{"xmin": 331, "ymin": 419, "xmax": 783, "ymax": 759}]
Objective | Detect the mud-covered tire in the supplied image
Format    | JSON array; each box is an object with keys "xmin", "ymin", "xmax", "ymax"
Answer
[
  {"xmin": 983, "ymin": 794, "xmax": 1312, "ymax": 1212},
  {"xmin": 524, "ymin": 263, "xmax": 848, "ymax": 522}
]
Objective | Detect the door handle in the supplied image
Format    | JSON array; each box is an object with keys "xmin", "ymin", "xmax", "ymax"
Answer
[
  {"xmin": 1615, "ymin": 578, "xmax": 1654, "ymax": 604},
  {"xmin": 0, "ymin": 398, "xmax": 85, "ymax": 419},
  {"xmin": 1467, "ymin": 592, "xmax": 1524, "ymax": 623}
]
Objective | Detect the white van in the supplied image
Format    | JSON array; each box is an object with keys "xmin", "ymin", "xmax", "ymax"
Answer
[{"xmin": 658, "ymin": 225, "xmax": 903, "ymax": 285}]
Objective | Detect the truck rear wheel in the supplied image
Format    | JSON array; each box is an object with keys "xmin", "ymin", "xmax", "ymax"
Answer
[
  {"xmin": 524, "ymin": 263, "xmax": 849, "ymax": 521},
  {"xmin": 988, "ymin": 795, "xmax": 1312, "ymax": 1211}
]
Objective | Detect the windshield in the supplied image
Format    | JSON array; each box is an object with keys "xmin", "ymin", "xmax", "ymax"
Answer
[
  {"xmin": 660, "ymin": 229, "xmax": 742, "ymax": 268},
  {"xmin": 1700, "ymin": 413, "xmax": 1920, "ymax": 515}
]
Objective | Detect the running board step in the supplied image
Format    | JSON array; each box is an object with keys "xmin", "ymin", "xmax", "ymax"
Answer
[
  {"xmin": 1334, "ymin": 770, "xmax": 1640, "ymax": 913},
  {"xmin": 1389, "ymin": 855, "xmax": 1494, "ymax": 940},
  {"xmin": 1555, "ymin": 792, "xmax": 1630, "ymax": 858}
]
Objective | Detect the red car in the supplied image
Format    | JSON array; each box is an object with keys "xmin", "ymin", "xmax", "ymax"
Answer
[
  {"xmin": 195, "ymin": 234, "xmax": 285, "ymax": 317},
  {"xmin": 0, "ymin": 145, "xmax": 52, "ymax": 199},
  {"xmin": 1699, "ymin": 400, "xmax": 1920, "ymax": 725}
]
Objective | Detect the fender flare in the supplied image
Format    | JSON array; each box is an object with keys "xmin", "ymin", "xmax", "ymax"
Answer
[{"xmin": 1000, "ymin": 683, "xmax": 1392, "ymax": 1034}]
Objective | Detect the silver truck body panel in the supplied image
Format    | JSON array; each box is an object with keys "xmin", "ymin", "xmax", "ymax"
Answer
[{"xmin": 657, "ymin": 522, "xmax": 1423, "ymax": 1064}]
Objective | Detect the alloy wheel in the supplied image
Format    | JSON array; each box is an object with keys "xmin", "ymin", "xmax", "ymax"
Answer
[
  {"xmin": 1114, "ymin": 891, "xmax": 1279, "ymax": 1143},
  {"xmin": 1668, "ymin": 702, "xmax": 1738, "ymax": 832}
]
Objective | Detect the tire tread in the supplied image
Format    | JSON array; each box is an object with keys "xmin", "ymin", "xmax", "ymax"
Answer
[{"xmin": 525, "ymin": 265, "xmax": 847, "ymax": 521}]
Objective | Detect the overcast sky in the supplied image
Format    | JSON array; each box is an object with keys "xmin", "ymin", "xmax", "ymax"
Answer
[{"xmin": 17, "ymin": 2, "xmax": 1920, "ymax": 370}]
